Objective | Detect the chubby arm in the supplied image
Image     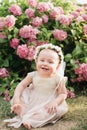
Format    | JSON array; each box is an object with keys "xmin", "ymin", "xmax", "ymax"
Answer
[
  {"xmin": 45, "ymin": 77, "xmax": 67, "ymax": 114},
  {"xmin": 55, "ymin": 77, "xmax": 67, "ymax": 105},
  {"xmin": 11, "ymin": 73, "xmax": 33, "ymax": 115},
  {"xmin": 13, "ymin": 73, "xmax": 32, "ymax": 104}
]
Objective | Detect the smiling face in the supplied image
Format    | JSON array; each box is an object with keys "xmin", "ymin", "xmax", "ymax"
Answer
[{"xmin": 36, "ymin": 49, "xmax": 60, "ymax": 77}]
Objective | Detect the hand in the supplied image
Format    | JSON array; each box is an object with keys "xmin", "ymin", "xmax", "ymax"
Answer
[
  {"xmin": 11, "ymin": 103, "xmax": 22, "ymax": 116},
  {"xmin": 45, "ymin": 100, "xmax": 58, "ymax": 114}
]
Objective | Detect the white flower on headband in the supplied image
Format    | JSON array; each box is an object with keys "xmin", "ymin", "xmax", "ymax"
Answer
[{"xmin": 34, "ymin": 43, "xmax": 64, "ymax": 63}]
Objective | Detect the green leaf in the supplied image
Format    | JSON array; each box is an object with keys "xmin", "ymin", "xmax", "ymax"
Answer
[
  {"xmin": 70, "ymin": 59, "xmax": 74, "ymax": 65},
  {"xmin": 14, "ymin": 28, "xmax": 19, "ymax": 35},
  {"xmin": 0, "ymin": 86, "xmax": 6, "ymax": 93},
  {"xmin": 0, "ymin": 39, "xmax": 7, "ymax": 43},
  {"xmin": 84, "ymin": 57, "xmax": 87, "ymax": 63},
  {"xmin": 8, "ymin": 35, "xmax": 12, "ymax": 40},
  {"xmin": 72, "ymin": 45, "xmax": 82, "ymax": 57},
  {"xmin": 2, "ymin": 59, "xmax": 9, "ymax": 67},
  {"xmin": 47, "ymin": 32, "xmax": 52, "ymax": 40},
  {"xmin": 65, "ymin": 54, "xmax": 72, "ymax": 62},
  {"xmin": 71, "ymin": 29, "xmax": 77, "ymax": 36}
]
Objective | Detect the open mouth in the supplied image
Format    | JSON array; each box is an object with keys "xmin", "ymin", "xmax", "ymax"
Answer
[{"xmin": 41, "ymin": 67, "xmax": 49, "ymax": 71}]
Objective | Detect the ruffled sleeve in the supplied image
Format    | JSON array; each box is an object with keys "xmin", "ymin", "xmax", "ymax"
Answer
[
  {"xmin": 27, "ymin": 71, "xmax": 36, "ymax": 79},
  {"xmin": 55, "ymin": 76, "xmax": 68, "ymax": 95}
]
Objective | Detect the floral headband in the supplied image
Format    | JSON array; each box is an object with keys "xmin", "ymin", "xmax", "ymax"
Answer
[{"xmin": 34, "ymin": 43, "xmax": 64, "ymax": 64}]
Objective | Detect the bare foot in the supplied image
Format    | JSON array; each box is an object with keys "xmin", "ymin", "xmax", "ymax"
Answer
[{"xmin": 23, "ymin": 122, "xmax": 31, "ymax": 129}]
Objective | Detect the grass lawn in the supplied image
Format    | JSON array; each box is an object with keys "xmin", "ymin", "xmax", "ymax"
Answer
[{"xmin": 0, "ymin": 95, "xmax": 87, "ymax": 130}]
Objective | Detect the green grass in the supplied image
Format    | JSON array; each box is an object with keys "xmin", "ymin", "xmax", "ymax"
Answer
[
  {"xmin": 64, "ymin": 95, "xmax": 87, "ymax": 130},
  {"xmin": 0, "ymin": 95, "xmax": 87, "ymax": 130}
]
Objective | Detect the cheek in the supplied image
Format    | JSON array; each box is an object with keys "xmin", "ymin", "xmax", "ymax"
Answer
[
  {"xmin": 52, "ymin": 64, "xmax": 58, "ymax": 71},
  {"xmin": 50, "ymin": 65, "xmax": 56, "ymax": 70}
]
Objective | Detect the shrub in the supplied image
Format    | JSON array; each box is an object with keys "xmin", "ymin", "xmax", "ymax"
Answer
[{"xmin": 0, "ymin": 0, "xmax": 87, "ymax": 98}]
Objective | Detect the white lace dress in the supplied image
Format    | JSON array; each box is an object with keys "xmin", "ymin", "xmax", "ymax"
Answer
[{"xmin": 4, "ymin": 72, "xmax": 68, "ymax": 128}]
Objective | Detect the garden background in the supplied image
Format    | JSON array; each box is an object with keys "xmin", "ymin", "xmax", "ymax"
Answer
[{"xmin": 0, "ymin": 0, "xmax": 87, "ymax": 130}]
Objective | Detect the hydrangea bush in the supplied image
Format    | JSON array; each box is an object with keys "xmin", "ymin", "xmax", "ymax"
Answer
[{"xmin": 0, "ymin": 0, "xmax": 87, "ymax": 99}]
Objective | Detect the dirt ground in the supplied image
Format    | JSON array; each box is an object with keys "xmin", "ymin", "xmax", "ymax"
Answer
[
  {"xmin": 0, "ymin": 116, "xmax": 76, "ymax": 130},
  {"xmin": 1, "ymin": 95, "xmax": 87, "ymax": 130},
  {"xmin": 0, "ymin": 97, "xmax": 77, "ymax": 130}
]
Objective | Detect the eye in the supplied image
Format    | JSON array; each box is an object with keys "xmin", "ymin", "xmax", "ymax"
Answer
[
  {"xmin": 48, "ymin": 61, "xmax": 54, "ymax": 64},
  {"xmin": 40, "ymin": 59, "xmax": 44, "ymax": 62}
]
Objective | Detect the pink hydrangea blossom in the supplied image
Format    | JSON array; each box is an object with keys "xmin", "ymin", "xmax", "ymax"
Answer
[
  {"xmin": 4, "ymin": 15, "xmax": 16, "ymax": 28},
  {"xmin": 3, "ymin": 89, "xmax": 10, "ymax": 101},
  {"xmin": 0, "ymin": 68, "xmax": 9, "ymax": 78},
  {"xmin": 28, "ymin": 0, "xmax": 37, "ymax": 8},
  {"xmin": 0, "ymin": 32, "xmax": 7, "ymax": 38},
  {"xmin": 76, "ymin": 77, "xmax": 84, "ymax": 82},
  {"xmin": 84, "ymin": 6, "xmax": 87, "ymax": 11},
  {"xmin": 70, "ymin": 78, "xmax": 77, "ymax": 83},
  {"xmin": 25, "ymin": 8, "xmax": 35, "ymax": 19},
  {"xmin": 37, "ymin": 2, "xmax": 52, "ymax": 13},
  {"xmin": 76, "ymin": 16, "xmax": 85, "ymax": 22},
  {"xmin": 36, "ymin": 40, "xmax": 48, "ymax": 46},
  {"xmin": 10, "ymin": 38, "xmax": 20, "ymax": 49},
  {"xmin": 53, "ymin": 29, "xmax": 67, "ymax": 41},
  {"xmin": 32, "ymin": 17, "xmax": 43, "ymax": 27},
  {"xmin": 19, "ymin": 25, "xmax": 40, "ymax": 39},
  {"xmin": 76, "ymin": 6, "xmax": 83, "ymax": 12},
  {"xmin": 81, "ymin": 14, "xmax": 87, "ymax": 21},
  {"xmin": 3, "ymin": 96, "xmax": 10, "ymax": 101},
  {"xmin": 71, "ymin": 11, "xmax": 80, "ymax": 19},
  {"xmin": 25, "ymin": 46, "xmax": 36, "ymax": 61},
  {"xmin": 67, "ymin": 14, "xmax": 74, "ymax": 23},
  {"xmin": 67, "ymin": 90, "xmax": 75, "ymax": 98},
  {"xmin": 75, "ymin": 65, "xmax": 82, "ymax": 75},
  {"xmin": 8, "ymin": 4, "xmax": 22, "ymax": 16},
  {"xmin": 56, "ymin": 14, "xmax": 71, "ymax": 26},
  {"xmin": 42, "ymin": 14, "xmax": 49, "ymax": 23},
  {"xmin": 16, "ymin": 44, "xmax": 29, "ymax": 58},
  {"xmin": 50, "ymin": 7, "xmax": 64, "ymax": 19},
  {"xmin": 74, "ymin": 63, "xmax": 87, "ymax": 82},
  {"xmin": 83, "ymin": 25, "xmax": 87, "ymax": 35}
]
